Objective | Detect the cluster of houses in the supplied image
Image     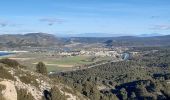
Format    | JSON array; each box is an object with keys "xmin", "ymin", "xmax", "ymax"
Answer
[{"xmin": 59, "ymin": 49, "xmax": 120, "ymax": 57}]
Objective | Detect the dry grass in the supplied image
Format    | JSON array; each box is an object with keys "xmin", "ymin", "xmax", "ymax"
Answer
[{"xmin": 0, "ymin": 66, "xmax": 15, "ymax": 80}]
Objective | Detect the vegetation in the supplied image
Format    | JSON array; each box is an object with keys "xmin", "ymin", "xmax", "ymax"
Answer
[
  {"xmin": 52, "ymin": 56, "xmax": 93, "ymax": 65},
  {"xmin": 51, "ymin": 46, "xmax": 170, "ymax": 100},
  {"xmin": 19, "ymin": 75, "xmax": 38, "ymax": 87},
  {"xmin": 42, "ymin": 86, "xmax": 67, "ymax": 100},
  {"xmin": 16, "ymin": 88, "xmax": 35, "ymax": 100},
  {"xmin": 46, "ymin": 66, "xmax": 72, "ymax": 73},
  {"xmin": 0, "ymin": 66, "xmax": 15, "ymax": 80},
  {"xmin": 36, "ymin": 62, "xmax": 48, "ymax": 75},
  {"xmin": 0, "ymin": 58, "xmax": 20, "ymax": 69},
  {"xmin": 2, "ymin": 36, "xmax": 170, "ymax": 99}
]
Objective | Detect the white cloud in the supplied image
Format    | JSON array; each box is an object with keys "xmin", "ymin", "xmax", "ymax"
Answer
[
  {"xmin": 39, "ymin": 18, "xmax": 65, "ymax": 26},
  {"xmin": 150, "ymin": 24, "xmax": 170, "ymax": 30}
]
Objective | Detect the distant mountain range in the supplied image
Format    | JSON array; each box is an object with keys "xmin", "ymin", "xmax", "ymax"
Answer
[
  {"xmin": 67, "ymin": 35, "xmax": 170, "ymax": 47},
  {"xmin": 137, "ymin": 33, "xmax": 163, "ymax": 37},
  {"xmin": 56, "ymin": 33, "xmax": 164, "ymax": 37},
  {"xmin": 104, "ymin": 35, "xmax": 170, "ymax": 47},
  {"xmin": 64, "ymin": 33, "xmax": 125, "ymax": 37},
  {"xmin": 0, "ymin": 33, "xmax": 169, "ymax": 48}
]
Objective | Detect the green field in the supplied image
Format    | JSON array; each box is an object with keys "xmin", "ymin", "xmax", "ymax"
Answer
[
  {"xmin": 45, "ymin": 56, "xmax": 113, "ymax": 72},
  {"xmin": 4, "ymin": 52, "xmax": 113, "ymax": 72},
  {"xmin": 47, "ymin": 56, "xmax": 93, "ymax": 65},
  {"xmin": 34, "ymin": 56, "xmax": 93, "ymax": 72},
  {"xmin": 44, "ymin": 56, "xmax": 95, "ymax": 72}
]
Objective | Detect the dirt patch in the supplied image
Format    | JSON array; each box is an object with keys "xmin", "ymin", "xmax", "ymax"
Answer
[
  {"xmin": 33, "ymin": 62, "xmax": 73, "ymax": 67},
  {"xmin": 9, "ymin": 58, "xmax": 34, "ymax": 61},
  {"xmin": 50, "ymin": 64, "xmax": 73, "ymax": 67}
]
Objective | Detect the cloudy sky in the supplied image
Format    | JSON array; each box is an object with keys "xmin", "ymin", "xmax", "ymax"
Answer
[{"xmin": 0, "ymin": 0, "xmax": 170, "ymax": 35}]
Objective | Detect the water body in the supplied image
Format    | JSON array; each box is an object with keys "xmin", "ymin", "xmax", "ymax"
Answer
[{"xmin": 0, "ymin": 52, "xmax": 14, "ymax": 56}]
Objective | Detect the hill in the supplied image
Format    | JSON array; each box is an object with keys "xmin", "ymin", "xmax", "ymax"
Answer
[
  {"xmin": 65, "ymin": 35, "xmax": 170, "ymax": 47},
  {"xmin": 0, "ymin": 33, "xmax": 170, "ymax": 47},
  {"xmin": 104, "ymin": 35, "xmax": 170, "ymax": 47},
  {"xmin": 0, "ymin": 33, "xmax": 59, "ymax": 47},
  {"xmin": 53, "ymin": 47, "xmax": 170, "ymax": 100},
  {"xmin": 0, "ymin": 59, "xmax": 86, "ymax": 100},
  {"xmin": 63, "ymin": 33, "xmax": 125, "ymax": 37}
]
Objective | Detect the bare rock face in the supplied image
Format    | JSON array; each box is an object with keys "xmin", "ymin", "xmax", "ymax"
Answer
[{"xmin": 0, "ymin": 81, "xmax": 17, "ymax": 100}]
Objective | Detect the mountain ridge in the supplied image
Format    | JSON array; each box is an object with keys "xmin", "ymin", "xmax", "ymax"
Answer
[{"xmin": 0, "ymin": 33, "xmax": 59, "ymax": 47}]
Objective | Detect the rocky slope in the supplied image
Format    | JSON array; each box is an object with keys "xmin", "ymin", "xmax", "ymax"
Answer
[{"xmin": 0, "ymin": 59, "xmax": 86, "ymax": 100}]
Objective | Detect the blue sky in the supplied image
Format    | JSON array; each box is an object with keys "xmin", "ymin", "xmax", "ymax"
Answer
[{"xmin": 0, "ymin": 0, "xmax": 170, "ymax": 36}]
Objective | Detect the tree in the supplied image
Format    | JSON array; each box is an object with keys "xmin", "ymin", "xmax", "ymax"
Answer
[
  {"xmin": 36, "ymin": 62, "xmax": 47, "ymax": 75},
  {"xmin": 119, "ymin": 88, "xmax": 128, "ymax": 100},
  {"xmin": 82, "ymin": 81, "xmax": 100, "ymax": 100}
]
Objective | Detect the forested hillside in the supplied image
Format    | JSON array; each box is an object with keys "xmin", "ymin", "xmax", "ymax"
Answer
[{"xmin": 52, "ymin": 47, "xmax": 170, "ymax": 100}]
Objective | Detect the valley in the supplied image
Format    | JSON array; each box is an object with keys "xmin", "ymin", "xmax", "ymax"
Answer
[
  {"xmin": 1, "ymin": 0, "xmax": 169, "ymax": 100},
  {"xmin": 0, "ymin": 33, "xmax": 170, "ymax": 100}
]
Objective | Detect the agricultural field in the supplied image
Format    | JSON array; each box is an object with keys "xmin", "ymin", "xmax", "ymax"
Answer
[
  {"xmin": 0, "ymin": 52, "xmax": 112, "ymax": 72},
  {"xmin": 34, "ymin": 56, "xmax": 95, "ymax": 72}
]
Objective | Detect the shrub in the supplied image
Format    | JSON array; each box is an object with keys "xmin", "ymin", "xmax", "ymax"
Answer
[
  {"xmin": 16, "ymin": 88, "xmax": 35, "ymax": 100},
  {"xmin": 82, "ymin": 81, "xmax": 100, "ymax": 100},
  {"xmin": 51, "ymin": 86, "xmax": 66, "ymax": 100},
  {"xmin": 162, "ymin": 83, "xmax": 170, "ymax": 99},
  {"xmin": 36, "ymin": 62, "xmax": 47, "ymax": 75},
  {"xmin": 19, "ymin": 75, "xmax": 38, "ymax": 87},
  {"xmin": 101, "ymin": 93, "xmax": 119, "ymax": 100},
  {"xmin": 0, "ymin": 66, "xmax": 15, "ymax": 80},
  {"xmin": 0, "ymin": 58, "xmax": 20, "ymax": 69},
  {"xmin": 119, "ymin": 88, "xmax": 128, "ymax": 100}
]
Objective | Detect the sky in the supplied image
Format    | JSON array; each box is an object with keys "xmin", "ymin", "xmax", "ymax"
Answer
[{"xmin": 0, "ymin": 0, "xmax": 170, "ymax": 36}]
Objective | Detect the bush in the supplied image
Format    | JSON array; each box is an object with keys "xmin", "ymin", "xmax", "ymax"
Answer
[
  {"xmin": 36, "ymin": 62, "xmax": 47, "ymax": 75},
  {"xmin": 82, "ymin": 81, "xmax": 100, "ymax": 100},
  {"xmin": 119, "ymin": 88, "xmax": 128, "ymax": 100},
  {"xmin": 0, "ymin": 66, "xmax": 15, "ymax": 80},
  {"xmin": 0, "ymin": 58, "xmax": 20, "ymax": 69},
  {"xmin": 51, "ymin": 86, "xmax": 67, "ymax": 100},
  {"xmin": 19, "ymin": 75, "xmax": 38, "ymax": 87},
  {"xmin": 162, "ymin": 83, "xmax": 170, "ymax": 99},
  {"xmin": 16, "ymin": 88, "xmax": 34, "ymax": 100}
]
